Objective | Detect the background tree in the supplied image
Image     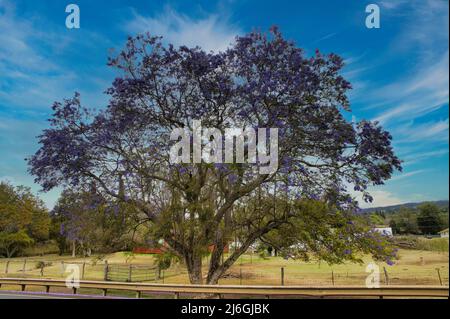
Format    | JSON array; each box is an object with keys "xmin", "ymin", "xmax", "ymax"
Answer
[
  {"xmin": 51, "ymin": 187, "xmax": 141, "ymax": 256},
  {"xmin": 29, "ymin": 28, "xmax": 401, "ymax": 284},
  {"xmin": 388, "ymin": 207, "xmax": 420, "ymax": 235},
  {"xmin": 237, "ymin": 198, "xmax": 396, "ymax": 265},
  {"xmin": 49, "ymin": 211, "xmax": 70, "ymax": 255},
  {"xmin": 369, "ymin": 212, "xmax": 386, "ymax": 226},
  {"xmin": 0, "ymin": 181, "xmax": 50, "ymax": 257},
  {"xmin": 417, "ymin": 203, "xmax": 445, "ymax": 235},
  {"xmin": 0, "ymin": 231, "xmax": 34, "ymax": 258}
]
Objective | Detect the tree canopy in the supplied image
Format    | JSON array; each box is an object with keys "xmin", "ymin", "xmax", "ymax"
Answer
[
  {"xmin": 0, "ymin": 182, "xmax": 50, "ymax": 257},
  {"xmin": 51, "ymin": 187, "xmax": 142, "ymax": 256},
  {"xmin": 417, "ymin": 203, "xmax": 446, "ymax": 235},
  {"xmin": 28, "ymin": 27, "xmax": 401, "ymax": 283}
]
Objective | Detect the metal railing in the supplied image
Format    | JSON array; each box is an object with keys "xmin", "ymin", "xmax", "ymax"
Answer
[{"xmin": 0, "ymin": 277, "xmax": 448, "ymax": 299}]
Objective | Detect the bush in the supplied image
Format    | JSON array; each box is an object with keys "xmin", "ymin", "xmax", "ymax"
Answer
[{"xmin": 155, "ymin": 253, "xmax": 172, "ymax": 271}]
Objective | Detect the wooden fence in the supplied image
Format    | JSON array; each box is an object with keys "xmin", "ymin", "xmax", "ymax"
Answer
[{"xmin": 0, "ymin": 278, "xmax": 448, "ymax": 299}]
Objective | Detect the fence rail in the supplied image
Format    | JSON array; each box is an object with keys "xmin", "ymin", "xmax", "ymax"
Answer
[
  {"xmin": 1, "ymin": 258, "xmax": 448, "ymax": 286},
  {"xmin": 0, "ymin": 278, "xmax": 448, "ymax": 299},
  {"xmin": 106, "ymin": 264, "xmax": 158, "ymax": 282}
]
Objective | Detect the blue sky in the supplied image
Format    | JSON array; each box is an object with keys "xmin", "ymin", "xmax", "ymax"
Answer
[{"xmin": 0, "ymin": 0, "xmax": 448, "ymax": 209}]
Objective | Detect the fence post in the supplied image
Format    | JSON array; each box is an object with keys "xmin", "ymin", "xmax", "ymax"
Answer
[
  {"xmin": 5, "ymin": 260, "xmax": 10, "ymax": 275},
  {"xmin": 436, "ymin": 268, "xmax": 443, "ymax": 286},
  {"xmin": 383, "ymin": 267, "xmax": 389, "ymax": 285},
  {"xmin": 81, "ymin": 262, "xmax": 86, "ymax": 280},
  {"xmin": 155, "ymin": 265, "xmax": 161, "ymax": 280},
  {"xmin": 331, "ymin": 270, "xmax": 335, "ymax": 286},
  {"xmin": 240, "ymin": 268, "xmax": 243, "ymax": 285},
  {"xmin": 40, "ymin": 264, "xmax": 44, "ymax": 277},
  {"xmin": 104, "ymin": 260, "xmax": 109, "ymax": 281},
  {"xmin": 128, "ymin": 265, "xmax": 132, "ymax": 282},
  {"xmin": 22, "ymin": 259, "xmax": 27, "ymax": 275},
  {"xmin": 60, "ymin": 261, "xmax": 65, "ymax": 276},
  {"xmin": 281, "ymin": 267, "xmax": 285, "ymax": 286}
]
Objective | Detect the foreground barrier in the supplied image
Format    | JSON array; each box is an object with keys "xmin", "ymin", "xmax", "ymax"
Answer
[{"xmin": 0, "ymin": 277, "xmax": 448, "ymax": 299}]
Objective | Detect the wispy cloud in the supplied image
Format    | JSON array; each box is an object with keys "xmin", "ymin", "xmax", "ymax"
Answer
[
  {"xmin": 0, "ymin": 0, "xmax": 58, "ymax": 72},
  {"xmin": 379, "ymin": 0, "xmax": 410, "ymax": 10},
  {"xmin": 0, "ymin": 0, "xmax": 113, "ymax": 209},
  {"xmin": 395, "ymin": 119, "xmax": 449, "ymax": 143},
  {"xmin": 0, "ymin": 0, "xmax": 113, "ymax": 110},
  {"xmin": 125, "ymin": 7, "xmax": 241, "ymax": 52},
  {"xmin": 390, "ymin": 169, "xmax": 429, "ymax": 182},
  {"xmin": 351, "ymin": 1, "xmax": 448, "ymax": 126},
  {"xmin": 313, "ymin": 32, "xmax": 337, "ymax": 44},
  {"xmin": 373, "ymin": 50, "xmax": 449, "ymax": 124},
  {"xmin": 401, "ymin": 149, "xmax": 449, "ymax": 166}
]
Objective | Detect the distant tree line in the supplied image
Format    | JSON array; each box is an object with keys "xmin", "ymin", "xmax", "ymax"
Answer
[{"xmin": 368, "ymin": 203, "xmax": 449, "ymax": 235}]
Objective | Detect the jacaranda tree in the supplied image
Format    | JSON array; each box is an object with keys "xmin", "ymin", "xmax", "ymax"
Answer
[
  {"xmin": 52, "ymin": 187, "xmax": 140, "ymax": 256},
  {"xmin": 28, "ymin": 27, "xmax": 402, "ymax": 284}
]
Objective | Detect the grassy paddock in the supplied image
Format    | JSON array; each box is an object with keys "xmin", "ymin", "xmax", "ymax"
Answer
[
  {"xmin": 416, "ymin": 238, "xmax": 449, "ymax": 252},
  {"xmin": 0, "ymin": 249, "xmax": 448, "ymax": 288}
]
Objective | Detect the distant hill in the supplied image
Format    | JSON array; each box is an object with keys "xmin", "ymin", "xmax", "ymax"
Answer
[{"xmin": 361, "ymin": 200, "xmax": 449, "ymax": 214}]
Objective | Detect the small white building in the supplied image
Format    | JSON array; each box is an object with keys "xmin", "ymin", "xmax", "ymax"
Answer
[
  {"xmin": 439, "ymin": 228, "xmax": 449, "ymax": 238},
  {"xmin": 374, "ymin": 226, "xmax": 393, "ymax": 237}
]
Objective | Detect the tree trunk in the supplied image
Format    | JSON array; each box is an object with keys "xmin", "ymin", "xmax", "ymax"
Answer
[
  {"xmin": 71, "ymin": 240, "xmax": 76, "ymax": 257},
  {"xmin": 207, "ymin": 241, "xmax": 227, "ymax": 284},
  {"xmin": 206, "ymin": 221, "xmax": 283, "ymax": 284},
  {"xmin": 185, "ymin": 253, "xmax": 203, "ymax": 284}
]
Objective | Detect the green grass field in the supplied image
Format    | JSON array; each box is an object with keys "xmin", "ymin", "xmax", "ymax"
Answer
[{"xmin": 1, "ymin": 248, "xmax": 448, "ymax": 288}]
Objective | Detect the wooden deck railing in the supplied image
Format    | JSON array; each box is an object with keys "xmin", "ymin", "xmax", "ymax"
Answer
[{"xmin": 0, "ymin": 277, "xmax": 448, "ymax": 299}]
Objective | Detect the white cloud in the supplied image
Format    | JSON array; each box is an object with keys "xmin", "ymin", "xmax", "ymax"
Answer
[
  {"xmin": 125, "ymin": 7, "xmax": 241, "ymax": 52},
  {"xmin": 358, "ymin": 190, "xmax": 406, "ymax": 209}
]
